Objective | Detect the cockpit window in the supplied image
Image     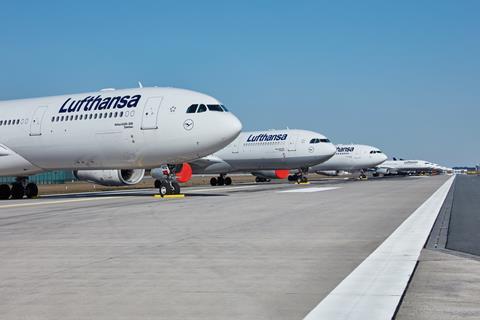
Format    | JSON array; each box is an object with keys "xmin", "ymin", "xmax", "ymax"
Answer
[
  {"xmin": 197, "ymin": 104, "xmax": 207, "ymax": 113},
  {"xmin": 370, "ymin": 150, "xmax": 383, "ymax": 154},
  {"xmin": 320, "ymin": 139, "xmax": 330, "ymax": 143},
  {"xmin": 221, "ymin": 105, "xmax": 229, "ymax": 112},
  {"xmin": 186, "ymin": 104, "xmax": 198, "ymax": 113},
  {"xmin": 310, "ymin": 138, "xmax": 320, "ymax": 144},
  {"xmin": 207, "ymin": 104, "xmax": 224, "ymax": 112}
]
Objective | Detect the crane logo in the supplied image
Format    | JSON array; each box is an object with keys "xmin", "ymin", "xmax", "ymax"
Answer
[{"xmin": 183, "ymin": 119, "xmax": 194, "ymax": 131}]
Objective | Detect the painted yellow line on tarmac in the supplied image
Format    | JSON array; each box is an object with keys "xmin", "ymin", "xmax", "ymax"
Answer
[
  {"xmin": 0, "ymin": 196, "xmax": 122, "ymax": 209},
  {"xmin": 153, "ymin": 194, "xmax": 186, "ymax": 199}
]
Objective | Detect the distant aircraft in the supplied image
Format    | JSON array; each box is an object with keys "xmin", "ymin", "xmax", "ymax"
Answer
[
  {"xmin": 309, "ymin": 144, "xmax": 387, "ymax": 178},
  {"xmin": 151, "ymin": 129, "xmax": 337, "ymax": 186},
  {"xmin": 375, "ymin": 158, "xmax": 450, "ymax": 175},
  {"xmin": 0, "ymin": 87, "xmax": 242, "ymax": 199},
  {"xmin": 252, "ymin": 144, "xmax": 387, "ymax": 181}
]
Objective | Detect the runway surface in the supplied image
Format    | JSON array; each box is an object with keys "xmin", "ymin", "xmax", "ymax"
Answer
[
  {"xmin": 445, "ymin": 175, "xmax": 480, "ymax": 256},
  {"xmin": 0, "ymin": 176, "xmax": 449, "ymax": 319}
]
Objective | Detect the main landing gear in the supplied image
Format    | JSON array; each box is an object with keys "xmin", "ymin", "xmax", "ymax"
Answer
[
  {"xmin": 153, "ymin": 165, "xmax": 182, "ymax": 196},
  {"xmin": 358, "ymin": 170, "xmax": 368, "ymax": 180},
  {"xmin": 288, "ymin": 167, "xmax": 309, "ymax": 184},
  {"xmin": 210, "ymin": 174, "xmax": 232, "ymax": 186},
  {"xmin": 0, "ymin": 177, "xmax": 38, "ymax": 200}
]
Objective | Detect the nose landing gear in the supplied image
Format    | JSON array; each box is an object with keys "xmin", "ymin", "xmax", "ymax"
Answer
[
  {"xmin": 288, "ymin": 167, "xmax": 310, "ymax": 184},
  {"xmin": 154, "ymin": 165, "xmax": 182, "ymax": 196}
]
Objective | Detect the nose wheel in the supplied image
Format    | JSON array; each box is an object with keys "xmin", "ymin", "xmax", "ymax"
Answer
[
  {"xmin": 288, "ymin": 167, "xmax": 309, "ymax": 184},
  {"xmin": 154, "ymin": 165, "xmax": 183, "ymax": 196}
]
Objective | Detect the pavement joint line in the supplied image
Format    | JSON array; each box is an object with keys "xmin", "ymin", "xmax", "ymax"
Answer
[
  {"xmin": 303, "ymin": 175, "xmax": 455, "ymax": 320},
  {"xmin": 0, "ymin": 196, "xmax": 122, "ymax": 209},
  {"xmin": 278, "ymin": 187, "xmax": 340, "ymax": 193}
]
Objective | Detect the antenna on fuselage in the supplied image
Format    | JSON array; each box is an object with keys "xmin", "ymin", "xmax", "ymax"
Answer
[{"xmin": 138, "ymin": 81, "xmax": 144, "ymax": 88}]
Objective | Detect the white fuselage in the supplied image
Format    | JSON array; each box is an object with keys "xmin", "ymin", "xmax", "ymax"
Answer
[
  {"xmin": 377, "ymin": 159, "xmax": 434, "ymax": 174},
  {"xmin": 187, "ymin": 129, "xmax": 337, "ymax": 174},
  {"xmin": 310, "ymin": 144, "xmax": 387, "ymax": 172},
  {"xmin": 0, "ymin": 87, "xmax": 242, "ymax": 176}
]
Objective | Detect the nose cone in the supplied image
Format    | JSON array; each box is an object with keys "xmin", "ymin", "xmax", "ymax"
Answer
[
  {"xmin": 316, "ymin": 142, "xmax": 337, "ymax": 163},
  {"xmin": 379, "ymin": 153, "xmax": 388, "ymax": 163},
  {"xmin": 204, "ymin": 112, "xmax": 242, "ymax": 153}
]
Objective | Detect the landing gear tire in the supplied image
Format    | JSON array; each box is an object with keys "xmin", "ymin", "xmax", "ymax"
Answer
[
  {"xmin": 159, "ymin": 181, "xmax": 169, "ymax": 196},
  {"xmin": 10, "ymin": 183, "xmax": 25, "ymax": 199},
  {"xmin": 217, "ymin": 176, "xmax": 225, "ymax": 186},
  {"xmin": 224, "ymin": 177, "xmax": 232, "ymax": 186},
  {"xmin": 0, "ymin": 184, "xmax": 11, "ymax": 200},
  {"xmin": 25, "ymin": 183, "xmax": 38, "ymax": 199},
  {"xmin": 154, "ymin": 180, "xmax": 160, "ymax": 189},
  {"xmin": 172, "ymin": 181, "xmax": 181, "ymax": 194},
  {"xmin": 210, "ymin": 177, "xmax": 218, "ymax": 186}
]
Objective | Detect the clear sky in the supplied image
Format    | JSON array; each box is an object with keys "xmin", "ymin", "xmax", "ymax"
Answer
[{"xmin": 0, "ymin": 1, "xmax": 478, "ymax": 166}]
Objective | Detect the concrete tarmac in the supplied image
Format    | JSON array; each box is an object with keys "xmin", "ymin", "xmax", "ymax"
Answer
[{"xmin": 0, "ymin": 176, "xmax": 448, "ymax": 319}]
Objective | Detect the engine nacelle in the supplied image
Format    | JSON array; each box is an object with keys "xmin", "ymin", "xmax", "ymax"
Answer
[
  {"xmin": 375, "ymin": 167, "xmax": 391, "ymax": 175},
  {"xmin": 150, "ymin": 163, "xmax": 193, "ymax": 183},
  {"xmin": 251, "ymin": 170, "xmax": 290, "ymax": 180},
  {"xmin": 73, "ymin": 169, "xmax": 145, "ymax": 186}
]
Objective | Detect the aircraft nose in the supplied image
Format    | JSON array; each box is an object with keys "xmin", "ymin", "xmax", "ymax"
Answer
[
  {"xmin": 217, "ymin": 112, "xmax": 242, "ymax": 143},
  {"xmin": 317, "ymin": 142, "xmax": 336, "ymax": 161}
]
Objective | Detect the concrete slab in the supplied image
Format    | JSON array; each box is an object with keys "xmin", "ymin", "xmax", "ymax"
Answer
[
  {"xmin": 396, "ymin": 249, "xmax": 480, "ymax": 320},
  {"xmin": 0, "ymin": 176, "xmax": 448, "ymax": 319}
]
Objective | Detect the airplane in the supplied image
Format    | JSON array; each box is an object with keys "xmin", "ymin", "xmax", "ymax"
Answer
[
  {"xmin": 150, "ymin": 129, "xmax": 337, "ymax": 186},
  {"xmin": 309, "ymin": 144, "xmax": 387, "ymax": 178},
  {"xmin": 249, "ymin": 144, "xmax": 387, "ymax": 181},
  {"xmin": 0, "ymin": 87, "xmax": 242, "ymax": 199},
  {"xmin": 375, "ymin": 158, "xmax": 447, "ymax": 176}
]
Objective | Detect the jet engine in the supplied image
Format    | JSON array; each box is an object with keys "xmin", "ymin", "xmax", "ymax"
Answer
[
  {"xmin": 375, "ymin": 168, "xmax": 391, "ymax": 175},
  {"xmin": 73, "ymin": 169, "xmax": 145, "ymax": 186},
  {"xmin": 251, "ymin": 170, "xmax": 290, "ymax": 180}
]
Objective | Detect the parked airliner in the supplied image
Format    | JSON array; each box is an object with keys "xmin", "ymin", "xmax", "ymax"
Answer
[
  {"xmin": 150, "ymin": 129, "xmax": 337, "ymax": 186},
  {"xmin": 252, "ymin": 144, "xmax": 387, "ymax": 181},
  {"xmin": 309, "ymin": 144, "xmax": 387, "ymax": 178},
  {"xmin": 375, "ymin": 158, "xmax": 451, "ymax": 175},
  {"xmin": 0, "ymin": 87, "xmax": 242, "ymax": 199}
]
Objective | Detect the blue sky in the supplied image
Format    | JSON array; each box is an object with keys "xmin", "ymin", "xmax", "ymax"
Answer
[{"xmin": 1, "ymin": 1, "xmax": 478, "ymax": 166}]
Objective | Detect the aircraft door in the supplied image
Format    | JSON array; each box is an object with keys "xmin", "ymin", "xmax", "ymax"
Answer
[
  {"xmin": 287, "ymin": 134, "xmax": 298, "ymax": 151},
  {"xmin": 232, "ymin": 141, "xmax": 239, "ymax": 153},
  {"xmin": 141, "ymin": 97, "xmax": 163, "ymax": 130},
  {"xmin": 30, "ymin": 106, "xmax": 48, "ymax": 136}
]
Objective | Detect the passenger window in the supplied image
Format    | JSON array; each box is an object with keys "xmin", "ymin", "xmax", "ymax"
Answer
[
  {"xmin": 186, "ymin": 104, "xmax": 198, "ymax": 113},
  {"xmin": 56, "ymin": 116, "xmax": 59, "ymax": 122},
  {"xmin": 79, "ymin": 114, "xmax": 83, "ymax": 120},
  {"xmin": 89, "ymin": 114, "xmax": 93, "ymax": 119},
  {"xmin": 61, "ymin": 116, "xmax": 64, "ymax": 121},
  {"xmin": 104, "ymin": 112, "xmax": 108, "ymax": 118},
  {"xmin": 109, "ymin": 113, "xmax": 113, "ymax": 118},
  {"xmin": 94, "ymin": 114, "xmax": 98, "ymax": 119},
  {"xmin": 207, "ymin": 104, "xmax": 223, "ymax": 112},
  {"xmin": 75, "ymin": 115, "xmax": 78, "ymax": 120},
  {"xmin": 51, "ymin": 117, "xmax": 55, "ymax": 122},
  {"xmin": 99, "ymin": 113, "xmax": 103, "ymax": 119},
  {"xmin": 114, "ymin": 112, "xmax": 118, "ymax": 118},
  {"xmin": 197, "ymin": 104, "xmax": 207, "ymax": 113},
  {"xmin": 120, "ymin": 111, "xmax": 123, "ymax": 117}
]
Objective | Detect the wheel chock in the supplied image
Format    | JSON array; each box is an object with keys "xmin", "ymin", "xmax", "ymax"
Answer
[{"xmin": 153, "ymin": 194, "xmax": 185, "ymax": 199}]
